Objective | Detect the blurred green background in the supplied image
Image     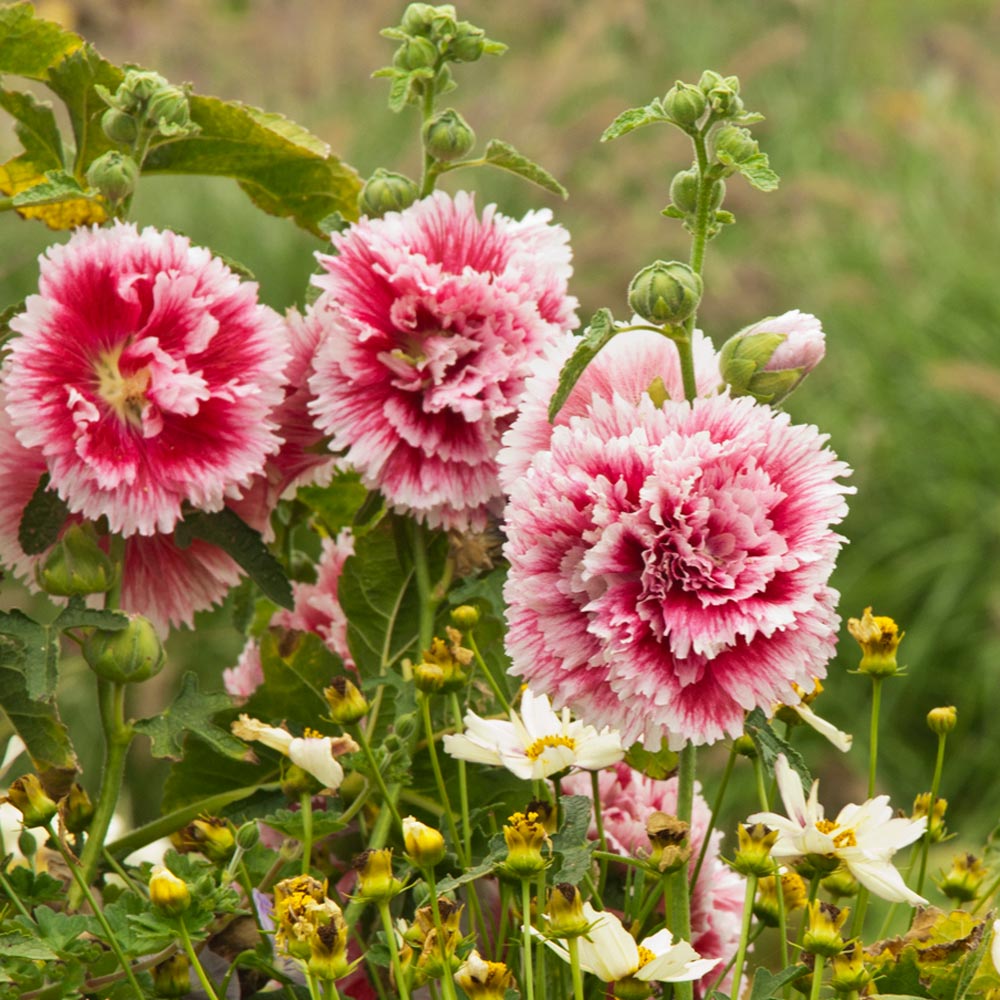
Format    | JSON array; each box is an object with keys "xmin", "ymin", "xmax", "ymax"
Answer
[{"xmin": 3, "ymin": 0, "xmax": 1000, "ymax": 850}]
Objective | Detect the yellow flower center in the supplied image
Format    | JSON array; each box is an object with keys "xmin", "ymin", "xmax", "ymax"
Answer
[
  {"xmin": 95, "ymin": 346, "xmax": 151, "ymax": 428},
  {"xmin": 303, "ymin": 727, "xmax": 324, "ymax": 739},
  {"xmin": 525, "ymin": 734, "xmax": 576, "ymax": 760},
  {"xmin": 814, "ymin": 819, "xmax": 857, "ymax": 848},
  {"xmin": 636, "ymin": 945, "xmax": 656, "ymax": 969}
]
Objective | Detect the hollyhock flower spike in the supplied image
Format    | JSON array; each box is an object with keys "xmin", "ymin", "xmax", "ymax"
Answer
[
  {"xmin": 748, "ymin": 754, "xmax": 928, "ymax": 905},
  {"xmin": 442, "ymin": 687, "xmax": 624, "ymax": 780},
  {"xmin": 4, "ymin": 223, "xmax": 288, "ymax": 537},
  {"xmin": 308, "ymin": 190, "xmax": 577, "ymax": 531},
  {"xmin": 501, "ymin": 335, "xmax": 853, "ymax": 747}
]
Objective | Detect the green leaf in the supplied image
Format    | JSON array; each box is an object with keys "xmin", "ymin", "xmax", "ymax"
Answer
[
  {"xmin": 624, "ymin": 742, "xmax": 679, "ymax": 780},
  {"xmin": 0, "ymin": 3, "xmax": 82, "ymax": 81},
  {"xmin": 0, "ymin": 867, "xmax": 64, "ymax": 909},
  {"xmin": 548, "ymin": 308, "xmax": 616, "ymax": 421},
  {"xmin": 0, "ymin": 89, "xmax": 65, "ymax": 169},
  {"xmin": 0, "ymin": 931, "xmax": 59, "ymax": 961},
  {"xmin": 259, "ymin": 805, "xmax": 347, "ymax": 840},
  {"xmin": 298, "ymin": 471, "xmax": 370, "ymax": 536},
  {"xmin": 744, "ymin": 707, "xmax": 811, "ymax": 789},
  {"xmin": 550, "ymin": 795, "xmax": 596, "ymax": 885},
  {"xmin": 600, "ymin": 101, "xmax": 668, "ymax": 142},
  {"xmin": 338, "ymin": 517, "xmax": 422, "ymax": 674},
  {"xmin": 53, "ymin": 602, "xmax": 129, "ymax": 633},
  {"xmin": 0, "ymin": 609, "xmax": 57, "ymax": 702},
  {"xmin": 141, "ymin": 94, "xmax": 362, "ymax": 237},
  {"xmin": 174, "ymin": 507, "xmax": 294, "ymax": 610},
  {"xmin": 738, "ymin": 152, "xmax": 780, "ymax": 192},
  {"xmin": 0, "ymin": 298, "xmax": 25, "ymax": 348},
  {"xmin": 18, "ymin": 472, "xmax": 69, "ymax": 556},
  {"xmin": 483, "ymin": 139, "xmax": 567, "ymax": 199},
  {"xmin": 0, "ymin": 636, "xmax": 78, "ymax": 791},
  {"xmin": 248, "ymin": 629, "xmax": 336, "ymax": 719},
  {"xmin": 10, "ymin": 168, "xmax": 94, "ymax": 205},
  {"xmin": 748, "ymin": 964, "xmax": 809, "ymax": 1000},
  {"xmin": 134, "ymin": 672, "xmax": 251, "ymax": 761}
]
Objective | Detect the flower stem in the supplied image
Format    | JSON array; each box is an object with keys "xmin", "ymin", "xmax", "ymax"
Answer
[
  {"xmin": 753, "ymin": 752, "xmax": 770, "ymax": 811},
  {"xmin": 300, "ymin": 791, "xmax": 314, "ymax": 875},
  {"xmin": 350, "ymin": 722, "xmax": 404, "ymax": 835},
  {"xmin": 672, "ymin": 744, "xmax": 696, "ymax": 1000},
  {"xmin": 420, "ymin": 694, "xmax": 464, "ymax": 863},
  {"xmin": 915, "ymin": 730, "xmax": 947, "ymax": 897},
  {"xmin": 378, "ymin": 899, "xmax": 411, "ymax": 1000},
  {"xmin": 520, "ymin": 878, "xmax": 535, "ymax": 1000},
  {"xmin": 0, "ymin": 867, "xmax": 34, "ymax": 922},
  {"xmin": 467, "ymin": 631, "xmax": 511, "ymax": 713},
  {"xmin": 808, "ymin": 954, "xmax": 826, "ymax": 1000},
  {"xmin": 412, "ymin": 522, "xmax": 438, "ymax": 651},
  {"xmin": 730, "ymin": 873, "xmax": 758, "ymax": 1000},
  {"xmin": 691, "ymin": 743, "xmax": 736, "ymax": 891},
  {"xmin": 849, "ymin": 886, "xmax": 870, "ymax": 939},
  {"xmin": 591, "ymin": 769, "xmax": 610, "ymax": 897},
  {"xmin": 689, "ymin": 128, "xmax": 714, "ymax": 277},
  {"xmin": 70, "ymin": 679, "xmax": 133, "ymax": 908},
  {"xmin": 179, "ymin": 918, "xmax": 222, "ymax": 1000},
  {"xmin": 424, "ymin": 866, "xmax": 459, "ymax": 1000},
  {"xmin": 567, "ymin": 936, "xmax": 585, "ymax": 1000},
  {"xmin": 449, "ymin": 692, "xmax": 472, "ymax": 863},
  {"xmin": 868, "ymin": 677, "xmax": 883, "ymax": 798}
]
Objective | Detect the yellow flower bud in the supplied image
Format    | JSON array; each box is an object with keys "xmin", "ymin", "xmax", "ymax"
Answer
[
  {"xmin": 413, "ymin": 629, "xmax": 473, "ymax": 694},
  {"xmin": 646, "ymin": 812, "xmax": 691, "ymax": 873},
  {"xmin": 732, "ymin": 822, "xmax": 779, "ymax": 877},
  {"xmin": 829, "ymin": 939, "xmax": 871, "ymax": 994},
  {"xmin": 754, "ymin": 870, "xmax": 807, "ymax": 927},
  {"xmin": 802, "ymin": 900, "xmax": 849, "ymax": 957},
  {"xmin": 912, "ymin": 792, "xmax": 948, "ymax": 842},
  {"xmin": 152, "ymin": 954, "xmax": 191, "ymax": 997},
  {"xmin": 324, "ymin": 676, "xmax": 370, "ymax": 725},
  {"xmin": 544, "ymin": 883, "xmax": 590, "ymax": 938},
  {"xmin": 353, "ymin": 848, "xmax": 405, "ymax": 902},
  {"xmin": 939, "ymin": 853, "xmax": 988, "ymax": 903},
  {"xmin": 501, "ymin": 811, "xmax": 550, "ymax": 878},
  {"xmin": 307, "ymin": 904, "xmax": 351, "ymax": 981},
  {"xmin": 927, "ymin": 705, "xmax": 957, "ymax": 735},
  {"xmin": 149, "ymin": 866, "xmax": 191, "ymax": 916},
  {"xmin": 59, "ymin": 782, "xmax": 95, "ymax": 835},
  {"xmin": 3, "ymin": 774, "xmax": 58, "ymax": 829},
  {"xmin": 449, "ymin": 604, "xmax": 480, "ymax": 629},
  {"xmin": 170, "ymin": 816, "xmax": 235, "ymax": 864},
  {"xmin": 847, "ymin": 607, "xmax": 903, "ymax": 677},
  {"xmin": 403, "ymin": 816, "xmax": 446, "ymax": 868}
]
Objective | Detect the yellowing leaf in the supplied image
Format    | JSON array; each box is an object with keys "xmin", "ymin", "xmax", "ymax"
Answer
[{"xmin": 0, "ymin": 155, "xmax": 107, "ymax": 228}]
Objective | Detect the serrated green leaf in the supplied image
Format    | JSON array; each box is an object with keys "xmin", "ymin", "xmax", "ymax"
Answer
[
  {"xmin": 548, "ymin": 308, "xmax": 616, "ymax": 421},
  {"xmin": 53, "ymin": 600, "xmax": 129, "ymax": 633},
  {"xmin": 18, "ymin": 472, "xmax": 68, "ymax": 556},
  {"xmin": 744, "ymin": 708, "xmax": 811, "ymax": 789},
  {"xmin": 250, "ymin": 629, "xmax": 336, "ymax": 717},
  {"xmin": 141, "ymin": 94, "xmax": 362, "ymax": 237},
  {"xmin": 0, "ymin": 3, "xmax": 82, "ymax": 81},
  {"xmin": 0, "ymin": 867, "xmax": 64, "ymax": 909},
  {"xmin": 0, "ymin": 89, "xmax": 65, "ymax": 170},
  {"xmin": 737, "ymin": 152, "xmax": 779, "ymax": 192},
  {"xmin": 600, "ymin": 102, "xmax": 667, "ymax": 142},
  {"xmin": 259, "ymin": 805, "xmax": 347, "ymax": 840},
  {"xmin": 483, "ymin": 139, "xmax": 567, "ymax": 198},
  {"xmin": 174, "ymin": 507, "xmax": 293, "ymax": 610},
  {"xmin": 624, "ymin": 742, "xmax": 679, "ymax": 780},
  {"xmin": 0, "ymin": 931, "xmax": 60, "ymax": 961},
  {"xmin": 0, "ymin": 609, "xmax": 57, "ymax": 702},
  {"xmin": 10, "ymin": 168, "xmax": 92, "ymax": 205},
  {"xmin": 747, "ymin": 965, "xmax": 809, "ymax": 1000},
  {"xmin": 0, "ymin": 298, "xmax": 26, "ymax": 348},
  {"xmin": 134, "ymin": 672, "xmax": 250, "ymax": 761}
]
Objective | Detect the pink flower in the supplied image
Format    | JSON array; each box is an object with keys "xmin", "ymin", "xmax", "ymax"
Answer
[
  {"xmin": 501, "ymin": 334, "xmax": 852, "ymax": 748},
  {"xmin": 0, "ymin": 392, "xmax": 259, "ymax": 633},
  {"xmin": 564, "ymin": 763, "xmax": 744, "ymax": 998},
  {"xmin": 308, "ymin": 191, "xmax": 577, "ymax": 531},
  {"xmin": 752, "ymin": 309, "xmax": 826, "ymax": 374},
  {"xmin": 223, "ymin": 640, "xmax": 265, "ymax": 700},
  {"xmin": 3, "ymin": 223, "xmax": 288, "ymax": 537}
]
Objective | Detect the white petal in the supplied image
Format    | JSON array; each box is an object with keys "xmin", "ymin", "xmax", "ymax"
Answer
[
  {"xmin": 576, "ymin": 906, "xmax": 638, "ymax": 981},
  {"xmin": 846, "ymin": 856, "xmax": 928, "ymax": 905},
  {"xmin": 792, "ymin": 703, "xmax": 853, "ymax": 753},
  {"xmin": 774, "ymin": 754, "xmax": 811, "ymax": 828},
  {"xmin": 531, "ymin": 743, "xmax": 578, "ymax": 778},
  {"xmin": 575, "ymin": 731, "xmax": 625, "ymax": 771},
  {"xmin": 442, "ymin": 732, "xmax": 505, "ymax": 768},
  {"xmin": 232, "ymin": 715, "xmax": 293, "ymax": 755},
  {"xmin": 991, "ymin": 919, "xmax": 1000, "ymax": 975},
  {"xmin": 288, "ymin": 737, "xmax": 345, "ymax": 791},
  {"xmin": 518, "ymin": 688, "xmax": 560, "ymax": 740},
  {"xmin": 637, "ymin": 937, "xmax": 720, "ymax": 983}
]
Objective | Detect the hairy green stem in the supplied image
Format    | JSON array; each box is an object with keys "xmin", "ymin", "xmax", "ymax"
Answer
[
  {"xmin": 568, "ymin": 936, "xmax": 585, "ymax": 1000},
  {"xmin": 300, "ymin": 791, "xmax": 314, "ymax": 875},
  {"xmin": 868, "ymin": 677, "xmax": 883, "ymax": 798},
  {"xmin": 672, "ymin": 744, "xmax": 696, "ymax": 1000},
  {"xmin": 520, "ymin": 878, "xmax": 535, "ymax": 1000},
  {"xmin": 412, "ymin": 522, "xmax": 438, "ymax": 651},
  {"xmin": 809, "ymin": 953, "xmax": 826, "ymax": 1000}
]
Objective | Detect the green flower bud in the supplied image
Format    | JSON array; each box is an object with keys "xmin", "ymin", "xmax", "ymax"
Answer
[
  {"xmin": 3, "ymin": 774, "xmax": 58, "ymax": 828},
  {"xmin": 17, "ymin": 829, "xmax": 38, "ymax": 859},
  {"xmin": 821, "ymin": 868, "xmax": 859, "ymax": 901},
  {"xmin": 422, "ymin": 108, "xmax": 475, "ymax": 161},
  {"xmin": 353, "ymin": 847, "xmax": 405, "ymax": 902},
  {"xmin": 143, "ymin": 85, "xmax": 192, "ymax": 135},
  {"xmin": 714, "ymin": 125, "xmax": 758, "ymax": 165},
  {"xmin": 802, "ymin": 900, "xmax": 848, "ymax": 957},
  {"xmin": 448, "ymin": 20, "xmax": 486, "ymax": 62},
  {"xmin": 627, "ymin": 260, "xmax": 703, "ymax": 326},
  {"xmin": 697, "ymin": 70, "xmax": 726, "ymax": 95},
  {"xmin": 646, "ymin": 812, "xmax": 690, "ymax": 873},
  {"xmin": 35, "ymin": 523, "xmax": 116, "ymax": 597},
  {"xmin": 85, "ymin": 151, "xmax": 139, "ymax": 204},
  {"xmin": 939, "ymin": 853, "xmax": 987, "ymax": 903},
  {"xmin": 927, "ymin": 705, "xmax": 957, "ymax": 735},
  {"xmin": 359, "ymin": 169, "xmax": 420, "ymax": 217},
  {"xmin": 847, "ymin": 608, "xmax": 903, "ymax": 677},
  {"xmin": 101, "ymin": 107, "xmax": 139, "ymax": 146},
  {"xmin": 170, "ymin": 816, "xmax": 235, "ymax": 863},
  {"xmin": 731, "ymin": 822, "xmax": 779, "ymax": 878},
  {"xmin": 281, "ymin": 764, "xmax": 318, "ymax": 798},
  {"xmin": 829, "ymin": 940, "xmax": 871, "ymax": 995},
  {"xmin": 400, "ymin": 3, "xmax": 455, "ymax": 36},
  {"xmin": 152, "ymin": 954, "xmax": 192, "ymax": 998},
  {"xmin": 500, "ymin": 811, "xmax": 549, "ymax": 878},
  {"xmin": 59, "ymin": 782, "xmax": 95, "ymax": 835},
  {"xmin": 708, "ymin": 84, "xmax": 743, "ymax": 116},
  {"xmin": 449, "ymin": 604, "xmax": 480, "ymax": 629},
  {"xmin": 236, "ymin": 821, "xmax": 261, "ymax": 851},
  {"xmin": 663, "ymin": 81, "xmax": 706, "ymax": 127},
  {"xmin": 544, "ymin": 883, "xmax": 590, "ymax": 938},
  {"xmin": 149, "ymin": 865, "xmax": 191, "ymax": 916},
  {"xmin": 733, "ymin": 734, "xmax": 757, "ymax": 758},
  {"xmin": 116, "ymin": 69, "xmax": 171, "ymax": 112},
  {"xmin": 669, "ymin": 168, "xmax": 700, "ymax": 214},
  {"xmin": 82, "ymin": 614, "xmax": 166, "ymax": 684},
  {"xmin": 393, "ymin": 35, "xmax": 439, "ymax": 71}
]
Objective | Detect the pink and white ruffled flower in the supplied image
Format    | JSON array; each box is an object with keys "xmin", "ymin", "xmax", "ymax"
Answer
[
  {"xmin": 307, "ymin": 190, "xmax": 577, "ymax": 531},
  {"xmin": 0, "ymin": 394, "xmax": 258, "ymax": 633},
  {"xmin": 4, "ymin": 223, "xmax": 288, "ymax": 537},
  {"xmin": 500, "ymin": 332, "xmax": 852, "ymax": 748},
  {"xmin": 748, "ymin": 309, "xmax": 826, "ymax": 375},
  {"xmin": 564, "ymin": 763, "xmax": 743, "ymax": 997}
]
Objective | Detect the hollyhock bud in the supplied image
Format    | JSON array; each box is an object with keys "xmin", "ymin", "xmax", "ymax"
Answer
[
  {"xmin": 324, "ymin": 676, "xmax": 369, "ymax": 725},
  {"xmin": 400, "ymin": 3, "xmax": 441, "ymax": 35},
  {"xmin": 403, "ymin": 816, "xmax": 446, "ymax": 868},
  {"xmin": 664, "ymin": 81, "xmax": 707, "ymax": 126},
  {"xmin": 17, "ymin": 829, "xmax": 37, "ymax": 859},
  {"xmin": 698, "ymin": 70, "xmax": 726, "ymax": 94},
  {"xmin": 501, "ymin": 811, "xmax": 550, "ymax": 878},
  {"xmin": 627, "ymin": 260, "xmax": 703, "ymax": 325},
  {"xmin": 715, "ymin": 125, "xmax": 758, "ymax": 164},
  {"xmin": 3, "ymin": 774, "xmax": 58, "ymax": 828},
  {"xmin": 848, "ymin": 608, "xmax": 903, "ymax": 677},
  {"xmin": 152, "ymin": 954, "xmax": 192, "ymax": 998},
  {"xmin": 102, "ymin": 107, "xmax": 138, "ymax": 145},
  {"xmin": 35, "ymin": 523, "xmax": 115, "ymax": 597},
  {"xmin": 708, "ymin": 85, "xmax": 743, "ymax": 117},
  {"xmin": 732, "ymin": 822, "xmax": 779, "ymax": 877},
  {"xmin": 802, "ymin": 900, "xmax": 849, "ymax": 957},
  {"xmin": 86, "ymin": 151, "xmax": 139, "ymax": 204},
  {"xmin": 143, "ymin": 85, "xmax": 191, "ymax": 135},
  {"xmin": 927, "ymin": 705, "xmax": 957, "ymax": 735},
  {"xmin": 115, "ymin": 69, "xmax": 171, "ymax": 112},
  {"xmin": 59, "ymin": 783, "xmax": 95, "ymax": 835},
  {"xmin": 449, "ymin": 21, "xmax": 486, "ymax": 62},
  {"xmin": 423, "ymin": 109, "xmax": 475, "ymax": 161},
  {"xmin": 236, "ymin": 821, "xmax": 260, "ymax": 851},
  {"xmin": 359, "ymin": 168, "xmax": 419, "ymax": 217},
  {"xmin": 669, "ymin": 168, "xmax": 700, "ymax": 214},
  {"xmin": 149, "ymin": 866, "xmax": 191, "ymax": 916},
  {"xmin": 394, "ymin": 35, "xmax": 438, "ymax": 71},
  {"xmin": 82, "ymin": 614, "xmax": 166, "ymax": 684}
]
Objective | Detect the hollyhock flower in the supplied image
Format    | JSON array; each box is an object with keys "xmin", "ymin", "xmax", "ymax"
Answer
[
  {"xmin": 500, "ymin": 331, "xmax": 852, "ymax": 748},
  {"xmin": 308, "ymin": 190, "xmax": 577, "ymax": 531},
  {"xmin": 223, "ymin": 640, "xmax": 265, "ymax": 700},
  {"xmin": 544, "ymin": 902, "xmax": 719, "ymax": 986},
  {"xmin": 563, "ymin": 763, "xmax": 743, "ymax": 997},
  {"xmin": 231, "ymin": 715, "xmax": 358, "ymax": 792},
  {"xmin": 443, "ymin": 687, "xmax": 624, "ymax": 780},
  {"xmin": 0, "ymin": 395, "xmax": 258, "ymax": 633},
  {"xmin": 3, "ymin": 223, "xmax": 288, "ymax": 537},
  {"xmin": 748, "ymin": 754, "xmax": 928, "ymax": 905}
]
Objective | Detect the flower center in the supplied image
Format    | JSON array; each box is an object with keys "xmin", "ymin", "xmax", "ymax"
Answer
[
  {"xmin": 94, "ymin": 346, "xmax": 151, "ymax": 428},
  {"xmin": 636, "ymin": 945, "xmax": 656, "ymax": 969},
  {"xmin": 814, "ymin": 819, "xmax": 857, "ymax": 848},
  {"xmin": 524, "ymin": 734, "xmax": 575, "ymax": 760}
]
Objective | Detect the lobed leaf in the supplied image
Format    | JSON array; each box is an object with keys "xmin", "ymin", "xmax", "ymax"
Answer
[
  {"xmin": 0, "ymin": 88, "xmax": 65, "ymax": 169},
  {"xmin": 483, "ymin": 139, "xmax": 567, "ymax": 198},
  {"xmin": 548, "ymin": 307, "xmax": 616, "ymax": 421},
  {"xmin": 600, "ymin": 101, "xmax": 668, "ymax": 142}
]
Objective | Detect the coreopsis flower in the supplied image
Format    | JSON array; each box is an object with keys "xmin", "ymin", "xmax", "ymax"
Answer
[
  {"xmin": 545, "ymin": 903, "xmax": 719, "ymax": 988},
  {"xmin": 443, "ymin": 687, "xmax": 624, "ymax": 779},
  {"xmin": 563, "ymin": 763, "xmax": 743, "ymax": 998},
  {"xmin": 774, "ymin": 680, "xmax": 853, "ymax": 753},
  {"xmin": 454, "ymin": 951, "xmax": 515, "ymax": 1000},
  {"xmin": 307, "ymin": 190, "xmax": 577, "ymax": 531},
  {"xmin": 0, "ymin": 398, "xmax": 263, "ymax": 632},
  {"xmin": 3, "ymin": 223, "xmax": 288, "ymax": 537},
  {"xmin": 847, "ymin": 607, "xmax": 903, "ymax": 676},
  {"xmin": 231, "ymin": 715, "xmax": 358, "ymax": 791},
  {"xmin": 501, "ymin": 327, "xmax": 852, "ymax": 748},
  {"xmin": 748, "ymin": 754, "xmax": 928, "ymax": 904}
]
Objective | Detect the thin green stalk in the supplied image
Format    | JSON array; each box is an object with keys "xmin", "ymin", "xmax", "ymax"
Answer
[
  {"xmin": 0, "ymin": 867, "xmax": 34, "ymax": 921},
  {"xmin": 351, "ymin": 723, "xmax": 404, "ymax": 834},
  {"xmin": 534, "ymin": 872, "xmax": 547, "ymax": 1000},
  {"xmin": 808, "ymin": 953, "xmax": 825, "ymax": 1000},
  {"xmin": 467, "ymin": 632, "xmax": 511, "ymax": 713},
  {"xmin": 47, "ymin": 825, "xmax": 145, "ymax": 1000},
  {"xmin": 591, "ymin": 769, "xmax": 610, "ymax": 897},
  {"xmin": 520, "ymin": 878, "xmax": 535, "ymax": 1000},
  {"xmin": 972, "ymin": 868, "xmax": 1000, "ymax": 916},
  {"xmin": 915, "ymin": 731, "xmax": 947, "ymax": 897},
  {"xmin": 568, "ymin": 936, "xmax": 585, "ymax": 1000},
  {"xmin": 420, "ymin": 695, "xmax": 464, "ymax": 862},
  {"xmin": 849, "ymin": 885, "xmax": 869, "ymax": 939},
  {"xmin": 179, "ymin": 919, "xmax": 222, "ymax": 1000},
  {"xmin": 691, "ymin": 743, "xmax": 736, "ymax": 891},
  {"xmin": 418, "ymin": 74, "xmax": 440, "ymax": 197},
  {"xmin": 688, "ymin": 128, "xmax": 714, "ymax": 277},
  {"xmin": 796, "ymin": 872, "xmax": 822, "ymax": 951},
  {"xmin": 378, "ymin": 900, "xmax": 411, "ymax": 1000},
  {"xmin": 868, "ymin": 677, "xmax": 883, "ymax": 798},
  {"xmin": 300, "ymin": 791, "xmax": 314, "ymax": 875},
  {"xmin": 727, "ymin": 873, "xmax": 757, "ymax": 1000},
  {"xmin": 449, "ymin": 693, "xmax": 472, "ymax": 863},
  {"xmin": 672, "ymin": 744, "xmax": 696, "ymax": 1000},
  {"xmin": 412, "ymin": 523, "xmax": 437, "ymax": 651},
  {"xmin": 709, "ymin": 924, "xmax": 765, "ymax": 994},
  {"xmin": 71, "ymin": 679, "xmax": 133, "ymax": 907},
  {"xmin": 424, "ymin": 866, "xmax": 459, "ymax": 1000},
  {"xmin": 774, "ymin": 863, "xmax": 789, "ymax": 974},
  {"xmin": 753, "ymin": 753, "xmax": 770, "ymax": 812}
]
